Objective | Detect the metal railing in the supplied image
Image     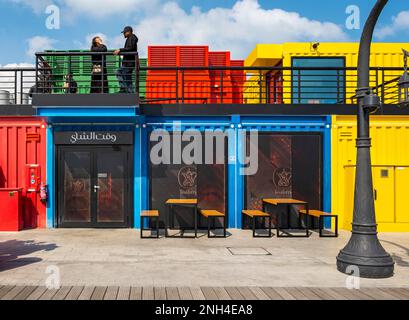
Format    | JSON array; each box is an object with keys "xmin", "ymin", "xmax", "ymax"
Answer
[
  {"xmin": 139, "ymin": 66, "xmax": 404, "ymax": 105},
  {"xmin": 0, "ymin": 68, "xmax": 36, "ymax": 105},
  {"xmin": 2, "ymin": 53, "xmax": 403, "ymax": 107},
  {"xmin": 35, "ymin": 51, "xmax": 140, "ymax": 95}
]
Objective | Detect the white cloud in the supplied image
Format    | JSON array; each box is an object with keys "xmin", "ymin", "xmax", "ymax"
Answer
[
  {"xmin": 376, "ymin": 10, "xmax": 409, "ymax": 39},
  {"xmin": 131, "ymin": 0, "xmax": 348, "ymax": 59},
  {"xmin": 26, "ymin": 36, "xmax": 57, "ymax": 57},
  {"xmin": 0, "ymin": 63, "xmax": 35, "ymax": 99}
]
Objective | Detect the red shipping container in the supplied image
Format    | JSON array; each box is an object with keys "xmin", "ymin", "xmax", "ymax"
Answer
[
  {"xmin": 147, "ymin": 46, "xmax": 178, "ymax": 103},
  {"xmin": 0, "ymin": 117, "xmax": 47, "ymax": 229},
  {"xmin": 267, "ymin": 62, "xmax": 283, "ymax": 104},
  {"xmin": 230, "ymin": 60, "xmax": 245, "ymax": 104},
  {"xmin": 0, "ymin": 188, "xmax": 23, "ymax": 231},
  {"xmin": 209, "ymin": 52, "xmax": 232, "ymax": 104},
  {"xmin": 147, "ymin": 46, "xmax": 211, "ymax": 104}
]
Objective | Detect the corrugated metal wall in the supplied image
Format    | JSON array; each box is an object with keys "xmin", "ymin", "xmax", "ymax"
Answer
[
  {"xmin": 332, "ymin": 115, "xmax": 409, "ymax": 232},
  {"xmin": 0, "ymin": 117, "xmax": 47, "ymax": 229}
]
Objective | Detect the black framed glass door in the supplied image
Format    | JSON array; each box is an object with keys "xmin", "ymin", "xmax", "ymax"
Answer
[{"xmin": 57, "ymin": 145, "xmax": 132, "ymax": 228}]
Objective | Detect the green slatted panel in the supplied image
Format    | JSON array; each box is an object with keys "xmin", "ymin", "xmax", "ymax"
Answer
[{"xmin": 44, "ymin": 50, "xmax": 145, "ymax": 94}]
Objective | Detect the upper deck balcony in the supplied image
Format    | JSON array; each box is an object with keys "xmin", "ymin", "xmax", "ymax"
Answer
[{"xmin": 1, "ymin": 50, "xmax": 407, "ymax": 116}]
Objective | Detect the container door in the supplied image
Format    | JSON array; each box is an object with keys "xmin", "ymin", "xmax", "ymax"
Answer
[
  {"xmin": 373, "ymin": 167, "xmax": 395, "ymax": 223},
  {"xmin": 395, "ymin": 167, "xmax": 409, "ymax": 223},
  {"xmin": 59, "ymin": 149, "xmax": 93, "ymax": 226},
  {"xmin": 95, "ymin": 147, "xmax": 130, "ymax": 226}
]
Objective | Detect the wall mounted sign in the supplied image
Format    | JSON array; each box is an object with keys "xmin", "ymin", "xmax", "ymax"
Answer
[{"xmin": 55, "ymin": 131, "xmax": 134, "ymax": 145}]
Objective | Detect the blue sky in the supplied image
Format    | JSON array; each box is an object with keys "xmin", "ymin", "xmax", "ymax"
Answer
[{"xmin": 0, "ymin": 0, "xmax": 408, "ymax": 65}]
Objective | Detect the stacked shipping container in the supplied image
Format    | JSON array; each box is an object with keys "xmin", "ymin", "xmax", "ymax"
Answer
[{"xmin": 146, "ymin": 46, "xmax": 244, "ymax": 104}]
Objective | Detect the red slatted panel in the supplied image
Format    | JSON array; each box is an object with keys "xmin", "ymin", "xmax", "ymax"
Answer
[
  {"xmin": 230, "ymin": 60, "xmax": 245, "ymax": 104},
  {"xmin": 0, "ymin": 118, "xmax": 47, "ymax": 229},
  {"xmin": 267, "ymin": 62, "xmax": 283, "ymax": 104},
  {"xmin": 208, "ymin": 52, "xmax": 232, "ymax": 103}
]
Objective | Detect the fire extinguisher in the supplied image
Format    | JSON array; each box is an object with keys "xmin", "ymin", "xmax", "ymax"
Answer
[{"xmin": 40, "ymin": 184, "xmax": 48, "ymax": 203}]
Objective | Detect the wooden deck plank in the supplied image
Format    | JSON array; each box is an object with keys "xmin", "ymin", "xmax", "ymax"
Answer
[
  {"xmin": 362, "ymin": 288, "xmax": 398, "ymax": 300},
  {"xmin": 117, "ymin": 286, "xmax": 131, "ymax": 300},
  {"xmin": 249, "ymin": 287, "xmax": 270, "ymax": 300},
  {"xmin": 78, "ymin": 287, "xmax": 95, "ymax": 300},
  {"xmin": 0, "ymin": 286, "xmax": 25, "ymax": 300},
  {"xmin": 39, "ymin": 288, "xmax": 59, "ymax": 300},
  {"xmin": 260, "ymin": 288, "xmax": 284, "ymax": 300},
  {"xmin": 213, "ymin": 287, "xmax": 232, "ymax": 300},
  {"xmin": 296, "ymin": 288, "xmax": 322, "ymax": 300},
  {"xmin": 104, "ymin": 286, "xmax": 119, "ymax": 300},
  {"xmin": 309, "ymin": 288, "xmax": 337, "ymax": 300},
  {"xmin": 90, "ymin": 286, "xmax": 107, "ymax": 300},
  {"xmin": 381, "ymin": 288, "xmax": 408, "ymax": 300},
  {"xmin": 142, "ymin": 286, "xmax": 154, "ymax": 300},
  {"xmin": 26, "ymin": 287, "xmax": 48, "ymax": 300},
  {"xmin": 273, "ymin": 288, "xmax": 297, "ymax": 300},
  {"xmin": 129, "ymin": 287, "xmax": 142, "ymax": 300},
  {"xmin": 178, "ymin": 287, "xmax": 193, "ymax": 300},
  {"xmin": 189, "ymin": 287, "xmax": 206, "ymax": 301},
  {"xmin": 224, "ymin": 287, "xmax": 245, "ymax": 300},
  {"xmin": 166, "ymin": 287, "xmax": 180, "ymax": 300},
  {"xmin": 0, "ymin": 286, "xmax": 14, "ymax": 299},
  {"xmin": 330, "ymin": 288, "xmax": 371, "ymax": 300},
  {"xmin": 396, "ymin": 288, "xmax": 409, "ymax": 300},
  {"xmin": 201, "ymin": 287, "xmax": 219, "ymax": 300},
  {"xmin": 236, "ymin": 287, "xmax": 258, "ymax": 300},
  {"xmin": 13, "ymin": 286, "xmax": 36, "ymax": 300},
  {"xmin": 154, "ymin": 287, "xmax": 167, "ymax": 300},
  {"xmin": 65, "ymin": 286, "xmax": 84, "ymax": 301},
  {"xmin": 52, "ymin": 287, "xmax": 72, "ymax": 300},
  {"xmin": 285, "ymin": 288, "xmax": 308, "ymax": 300}
]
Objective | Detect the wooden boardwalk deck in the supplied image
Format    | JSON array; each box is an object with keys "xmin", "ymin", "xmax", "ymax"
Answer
[{"xmin": 0, "ymin": 286, "xmax": 408, "ymax": 300}]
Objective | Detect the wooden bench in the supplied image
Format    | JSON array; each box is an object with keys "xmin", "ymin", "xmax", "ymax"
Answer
[
  {"xmin": 200, "ymin": 210, "xmax": 227, "ymax": 238},
  {"xmin": 140, "ymin": 210, "xmax": 160, "ymax": 239},
  {"xmin": 242, "ymin": 210, "xmax": 273, "ymax": 238},
  {"xmin": 300, "ymin": 210, "xmax": 338, "ymax": 238}
]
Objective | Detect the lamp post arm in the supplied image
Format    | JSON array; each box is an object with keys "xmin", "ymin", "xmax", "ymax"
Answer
[{"xmin": 357, "ymin": 0, "xmax": 389, "ymax": 90}]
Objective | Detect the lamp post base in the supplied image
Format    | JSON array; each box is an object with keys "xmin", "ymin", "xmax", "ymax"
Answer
[{"xmin": 337, "ymin": 233, "xmax": 395, "ymax": 279}]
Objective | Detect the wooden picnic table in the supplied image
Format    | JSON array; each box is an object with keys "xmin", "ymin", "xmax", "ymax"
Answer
[
  {"xmin": 262, "ymin": 198, "xmax": 309, "ymax": 238},
  {"xmin": 165, "ymin": 199, "xmax": 198, "ymax": 238}
]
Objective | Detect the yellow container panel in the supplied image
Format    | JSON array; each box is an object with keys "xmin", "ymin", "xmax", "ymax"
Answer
[
  {"xmin": 396, "ymin": 167, "xmax": 409, "ymax": 223},
  {"xmin": 332, "ymin": 116, "xmax": 409, "ymax": 232},
  {"xmin": 373, "ymin": 167, "xmax": 395, "ymax": 223},
  {"xmin": 245, "ymin": 43, "xmax": 409, "ymax": 105}
]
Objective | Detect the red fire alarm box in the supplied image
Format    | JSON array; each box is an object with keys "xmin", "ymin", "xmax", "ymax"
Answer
[
  {"xmin": 0, "ymin": 188, "xmax": 23, "ymax": 231},
  {"xmin": 26, "ymin": 164, "xmax": 41, "ymax": 192}
]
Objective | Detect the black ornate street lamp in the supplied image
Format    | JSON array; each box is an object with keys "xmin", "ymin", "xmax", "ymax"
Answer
[
  {"xmin": 398, "ymin": 49, "xmax": 409, "ymax": 108},
  {"xmin": 337, "ymin": 0, "xmax": 395, "ymax": 279}
]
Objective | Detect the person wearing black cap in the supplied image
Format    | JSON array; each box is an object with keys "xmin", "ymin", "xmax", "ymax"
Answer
[{"xmin": 114, "ymin": 26, "xmax": 138, "ymax": 93}]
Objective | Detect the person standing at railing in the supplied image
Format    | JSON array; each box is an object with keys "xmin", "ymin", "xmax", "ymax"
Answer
[
  {"xmin": 63, "ymin": 74, "xmax": 78, "ymax": 94},
  {"xmin": 113, "ymin": 26, "xmax": 138, "ymax": 93},
  {"xmin": 91, "ymin": 36, "xmax": 109, "ymax": 94}
]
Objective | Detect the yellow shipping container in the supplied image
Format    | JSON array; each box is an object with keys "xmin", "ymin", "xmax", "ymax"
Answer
[
  {"xmin": 332, "ymin": 115, "xmax": 409, "ymax": 232},
  {"xmin": 244, "ymin": 42, "xmax": 409, "ymax": 104}
]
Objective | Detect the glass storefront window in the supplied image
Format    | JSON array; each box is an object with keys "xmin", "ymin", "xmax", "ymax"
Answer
[
  {"xmin": 245, "ymin": 133, "xmax": 322, "ymax": 228},
  {"xmin": 292, "ymin": 57, "xmax": 345, "ymax": 104}
]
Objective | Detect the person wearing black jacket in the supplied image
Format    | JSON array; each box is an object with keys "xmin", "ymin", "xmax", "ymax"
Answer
[
  {"xmin": 114, "ymin": 26, "xmax": 138, "ymax": 93},
  {"xmin": 90, "ymin": 36, "xmax": 109, "ymax": 93}
]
